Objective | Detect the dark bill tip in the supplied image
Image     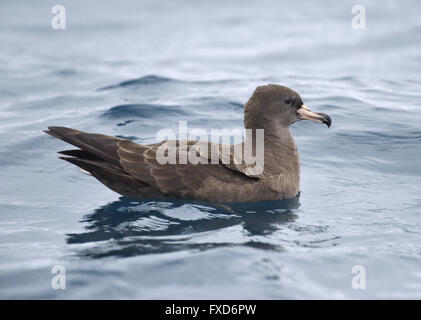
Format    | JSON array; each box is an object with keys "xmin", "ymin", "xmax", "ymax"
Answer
[{"xmin": 317, "ymin": 112, "xmax": 332, "ymax": 128}]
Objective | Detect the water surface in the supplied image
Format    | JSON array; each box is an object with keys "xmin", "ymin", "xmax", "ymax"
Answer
[{"xmin": 1, "ymin": 0, "xmax": 421, "ymax": 299}]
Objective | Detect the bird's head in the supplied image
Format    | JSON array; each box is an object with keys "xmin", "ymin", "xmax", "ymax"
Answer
[{"xmin": 244, "ymin": 84, "xmax": 332, "ymax": 129}]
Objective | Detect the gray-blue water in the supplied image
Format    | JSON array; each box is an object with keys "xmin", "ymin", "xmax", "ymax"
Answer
[{"xmin": 1, "ymin": 0, "xmax": 421, "ymax": 299}]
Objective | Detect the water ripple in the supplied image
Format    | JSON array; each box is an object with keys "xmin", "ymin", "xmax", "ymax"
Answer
[{"xmin": 98, "ymin": 75, "xmax": 177, "ymax": 91}]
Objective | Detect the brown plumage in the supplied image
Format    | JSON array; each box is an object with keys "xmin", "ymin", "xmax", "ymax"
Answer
[{"xmin": 44, "ymin": 84, "xmax": 331, "ymax": 203}]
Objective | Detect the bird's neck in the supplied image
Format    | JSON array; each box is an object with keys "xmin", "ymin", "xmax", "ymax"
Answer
[
  {"xmin": 244, "ymin": 123, "xmax": 300, "ymax": 196},
  {"xmin": 265, "ymin": 126, "xmax": 300, "ymax": 175}
]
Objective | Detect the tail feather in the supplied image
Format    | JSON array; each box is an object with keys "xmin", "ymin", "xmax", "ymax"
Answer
[
  {"xmin": 59, "ymin": 156, "xmax": 123, "ymax": 173},
  {"xmin": 44, "ymin": 126, "xmax": 165, "ymax": 198},
  {"xmin": 45, "ymin": 126, "xmax": 125, "ymax": 174},
  {"xmin": 59, "ymin": 156, "xmax": 160, "ymax": 197},
  {"xmin": 45, "ymin": 126, "xmax": 122, "ymax": 165},
  {"xmin": 58, "ymin": 149, "xmax": 102, "ymax": 161}
]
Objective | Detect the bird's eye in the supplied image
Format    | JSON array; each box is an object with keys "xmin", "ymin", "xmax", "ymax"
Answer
[{"xmin": 284, "ymin": 97, "xmax": 291, "ymax": 105}]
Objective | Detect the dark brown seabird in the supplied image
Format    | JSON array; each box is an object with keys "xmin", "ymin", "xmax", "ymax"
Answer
[{"xmin": 44, "ymin": 84, "xmax": 331, "ymax": 203}]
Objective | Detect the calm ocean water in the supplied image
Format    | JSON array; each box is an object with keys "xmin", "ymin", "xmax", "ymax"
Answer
[{"xmin": 1, "ymin": 0, "xmax": 421, "ymax": 299}]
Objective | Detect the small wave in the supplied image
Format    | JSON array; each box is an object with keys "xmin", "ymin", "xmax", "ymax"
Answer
[
  {"xmin": 336, "ymin": 130, "xmax": 421, "ymax": 145},
  {"xmin": 309, "ymin": 95, "xmax": 365, "ymax": 105},
  {"xmin": 330, "ymin": 75, "xmax": 365, "ymax": 87},
  {"xmin": 52, "ymin": 69, "xmax": 78, "ymax": 76},
  {"xmin": 97, "ymin": 74, "xmax": 245, "ymax": 91},
  {"xmin": 101, "ymin": 103, "xmax": 187, "ymax": 119},
  {"xmin": 115, "ymin": 135, "xmax": 139, "ymax": 141},
  {"xmin": 189, "ymin": 96, "xmax": 244, "ymax": 109},
  {"xmin": 97, "ymin": 75, "xmax": 177, "ymax": 91},
  {"xmin": 116, "ymin": 120, "xmax": 136, "ymax": 127}
]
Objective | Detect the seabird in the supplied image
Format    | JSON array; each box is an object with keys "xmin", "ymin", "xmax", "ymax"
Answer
[{"xmin": 44, "ymin": 84, "xmax": 331, "ymax": 203}]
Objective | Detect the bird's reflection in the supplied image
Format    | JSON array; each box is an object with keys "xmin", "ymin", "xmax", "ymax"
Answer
[{"xmin": 67, "ymin": 195, "xmax": 300, "ymax": 258}]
